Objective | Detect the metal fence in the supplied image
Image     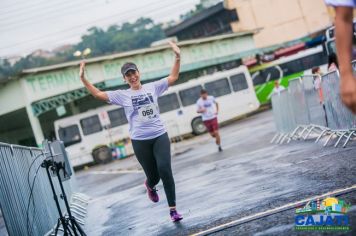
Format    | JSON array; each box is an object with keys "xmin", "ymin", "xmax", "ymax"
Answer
[
  {"xmin": 0, "ymin": 142, "xmax": 89, "ymax": 236},
  {"xmin": 271, "ymin": 66, "xmax": 356, "ymax": 147}
]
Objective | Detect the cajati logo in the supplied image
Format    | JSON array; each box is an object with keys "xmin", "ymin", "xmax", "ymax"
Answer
[{"xmin": 294, "ymin": 197, "xmax": 351, "ymax": 231}]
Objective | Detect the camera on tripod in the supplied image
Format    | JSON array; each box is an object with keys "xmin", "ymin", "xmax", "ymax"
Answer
[
  {"xmin": 40, "ymin": 140, "xmax": 86, "ymax": 236},
  {"xmin": 42, "ymin": 139, "xmax": 72, "ymax": 181}
]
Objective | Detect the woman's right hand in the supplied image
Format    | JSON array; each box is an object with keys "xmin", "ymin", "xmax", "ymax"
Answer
[
  {"xmin": 340, "ymin": 71, "xmax": 356, "ymax": 114},
  {"xmin": 79, "ymin": 61, "xmax": 85, "ymax": 79}
]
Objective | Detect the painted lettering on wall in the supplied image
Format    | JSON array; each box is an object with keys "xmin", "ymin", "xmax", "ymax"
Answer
[{"xmin": 25, "ymin": 69, "xmax": 81, "ymax": 93}]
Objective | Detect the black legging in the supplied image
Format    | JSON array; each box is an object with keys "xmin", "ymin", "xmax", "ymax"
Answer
[{"xmin": 131, "ymin": 133, "xmax": 176, "ymax": 207}]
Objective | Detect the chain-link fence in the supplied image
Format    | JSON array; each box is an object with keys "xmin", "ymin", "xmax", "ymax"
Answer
[
  {"xmin": 0, "ymin": 142, "xmax": 89, "ymax": 236},
  {"xmin": 271, "ymin": 65, "xmax": 356, "ymax": 147}
]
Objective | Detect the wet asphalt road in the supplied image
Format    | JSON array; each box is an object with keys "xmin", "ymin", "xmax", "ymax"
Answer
[{"xmin": 75, "ymin": 110, "xmax": 356, "ymax": 236}]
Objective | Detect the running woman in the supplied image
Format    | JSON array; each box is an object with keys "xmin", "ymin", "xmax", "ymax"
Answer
[
  {"xmin": 196, "ymin": 89, "xmax": 222, "ymax": 152},
  {"xmin": 79, "ymin": 42, "xmax": 183, "ymax": 222}
]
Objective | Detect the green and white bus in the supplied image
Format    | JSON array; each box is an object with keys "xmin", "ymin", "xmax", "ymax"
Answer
[{"xmin": 249, "ymin": 45, "xmax": 328, "ymax": 103}]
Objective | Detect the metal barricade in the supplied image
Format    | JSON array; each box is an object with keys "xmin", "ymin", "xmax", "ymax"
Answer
[
  {"xmin": 271, "ymin": 89, "xmax": 296, "ymax": 143},
  {"xmin": 288, "ymin": 78, "xmax": 310, "ymax": 125},
  {"xmin": 302, "ymin": 75, "xmax": 327, "ymax": 127},
  {"xmin": 299, "ymin": 75, "xmax": 329, "ymax": 140},
  {"xmin": 0, "ymin": 142, "xmax": 85, "ymax": 236},
  {"xmin": 271, "ymin": 92, "xmax": 283, "ymax": 143},
  {"xmin": 286, "ymin": 78, "xmax": 311, "ymax": 140},
  {"xmin": 271, "ymin": 67, "xmax": 356, "ymax": 147},
  {"xmin": 321, "ymin": 71, "xmax": 356, "ymax": 147}
]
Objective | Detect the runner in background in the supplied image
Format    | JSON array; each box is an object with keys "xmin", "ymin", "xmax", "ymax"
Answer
[
  {"xmin": 267, "ymin": 80, "xmax": 286, "ymax": 100},
  {"xmin": 196, "ymin": 89, "xmax": 223, "ymax": 152}
]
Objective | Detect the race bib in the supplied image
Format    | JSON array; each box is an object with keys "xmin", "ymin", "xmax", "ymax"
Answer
[{"xmin": 138, "ymin": 104, "xmax": 158, "ymax": 122}]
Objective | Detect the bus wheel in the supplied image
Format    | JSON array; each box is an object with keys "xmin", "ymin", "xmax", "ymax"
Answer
[
  {"xmin": 92, "ymin": 146, "xmax": 112, "ymax": 164},
  {"xmin": 191, "ymin": 117, "xmax": 207, "ymax": 135}
]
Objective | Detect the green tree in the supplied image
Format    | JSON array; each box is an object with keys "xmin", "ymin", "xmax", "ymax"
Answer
[
  {"xmin": 76, "ymin": 17, "xmax": 164, "ymax": 56},
  {"xmin": 0, "ymin": 59, "xmax": 13, "ymax": 81}
]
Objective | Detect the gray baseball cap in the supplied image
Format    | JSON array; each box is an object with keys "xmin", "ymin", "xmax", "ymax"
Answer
[{"xmin": 121, "ymin": 62, "xmax": 138, "ymax": 76}]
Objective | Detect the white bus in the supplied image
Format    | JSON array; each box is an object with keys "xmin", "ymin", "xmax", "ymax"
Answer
[{"xmin": 54, "ymin": 65, "xmax": 260, "ymax": 167}]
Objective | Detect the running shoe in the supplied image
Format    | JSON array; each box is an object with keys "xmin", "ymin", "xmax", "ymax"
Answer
[
  {"xmin": 144, "ymin": 180, "xmax": 159, "ymax": 203},
  {"xmin": 170, "ymin": 210, "xmax": 183, "ymax": 222},
  {"xmin": 218, "ymin": 146, "xmax": 223, "ymax": 152}
]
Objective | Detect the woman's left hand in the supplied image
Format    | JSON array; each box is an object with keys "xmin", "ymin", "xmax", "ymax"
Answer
[{"xmin": 169, "ymin": 41, "xmax": 180, "ymax": 58}]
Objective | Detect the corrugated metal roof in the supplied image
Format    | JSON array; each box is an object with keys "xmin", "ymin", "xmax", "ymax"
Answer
[{"xmin": 165, "ymin": 2, "xmax": 225, "ymax": 36}]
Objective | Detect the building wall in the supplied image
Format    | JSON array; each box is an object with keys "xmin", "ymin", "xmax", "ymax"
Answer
[
  {"xmin": 225, "ymin": 0, "xmax": 332, "ymax": 47},
  {"xmin": 0, "ymin": 80, "xmax": 26, "ymax": 115}
]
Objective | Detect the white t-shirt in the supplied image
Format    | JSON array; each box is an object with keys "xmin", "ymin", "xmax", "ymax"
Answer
[
  {"xmin": 313, "ymin": 77, "xmax": 322, "ymax": 90},
  {"xmin": 272, "ymin": 85, "xmax": 286, "ymax": 95},
  {"xmin": 267, "ymin": 85, "xmax": 286, "ymax": 99},
  {"xmin": 107, "ymin": 78, "xmax": 168, "ymax": 140},
  {"xmin": 325, "ymin": 0, "xmax": 356, "ymax": 7},
  {"xmin": 196, "ymin": 96, "xmax": 217, "ymax": 121}
]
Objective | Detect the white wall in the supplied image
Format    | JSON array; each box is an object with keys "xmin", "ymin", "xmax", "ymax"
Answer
[{"xmin": 0, "ymin": 80, "xmax": 26, "ymax": 115}]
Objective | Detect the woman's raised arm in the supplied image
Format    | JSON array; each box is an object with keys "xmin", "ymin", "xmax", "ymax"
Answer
[{"xmin": 79, "ymin": 61, "xmax": 109, "ymax": 101}]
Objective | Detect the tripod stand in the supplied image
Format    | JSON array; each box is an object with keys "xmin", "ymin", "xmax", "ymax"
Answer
[{"xmin": 41, "ymin": 159, "xmax": 86, "ymax": 236}]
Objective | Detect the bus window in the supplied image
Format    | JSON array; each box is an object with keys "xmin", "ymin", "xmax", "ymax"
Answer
[
  {"xmin": 204, "ymin": 78, "xmax": 231, "ymax": 97},
  {"xmin": 281, "ymin": 59, "xmax": 303, "ymax": 76},
  {"xmin": 58, "ymin": 125, "xmax": 81, "ymax": 147},
  {"xmin": 300, "ymin": 52, "xmax": 327, "ymax": 70},
  {"xmin": 80, "ymin": 115, "xmax": 102, "ymax": 135},
  {"xmin": 158, "ymin": 93, "xmax": 180, "ymax": 113},
  {"xmin": 108, "ymin": 108, "xmax": 128, "ymax": 127},
  {"xmin": 230, "ymin": 73, "xmax": 248, "ymax": 92},
  {"xmin": 179, "ymin": 85, "xmax": 202, "ymax": 107},
  {"xmin": 252, "ymin": 66, "xmax": 283, "ymax": 86}
]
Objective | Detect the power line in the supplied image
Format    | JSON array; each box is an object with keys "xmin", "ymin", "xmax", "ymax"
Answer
[
  {"xmin": 31, "ymin": 3, "xmax": 193, "ymax": 50},
  {"xmin": 17, "ymin": 2, "xmax": 194, "ymax": 55},
  {"xmin": 0, "ymin": 0, "xmax": 49, "ymax": 12},
  {"xmin": 0, "ymin": 2, "xmax": 195, "ymax": 58},
  {"xmin": 0, "ymin": 0, "xmax": 164, "ymax": 46},
  {"xmin": 0, "ymin": 0, "xmax": 102, "ymax": 29},
  {"xmin": 0, "ymin": 0, "xmax": 165, "ymax": 31},
  {"xmin": 0, "ymin": 0, "xmax": 193, "ymax": 53},
  {"xmin": 0, "ymin": 0, "xmax": 91, "ymax": 16}
]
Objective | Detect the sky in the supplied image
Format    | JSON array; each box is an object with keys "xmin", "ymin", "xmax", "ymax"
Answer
[{"xmin": 0, "ymin": 0, "xmax": 201, "ymax": 58}]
